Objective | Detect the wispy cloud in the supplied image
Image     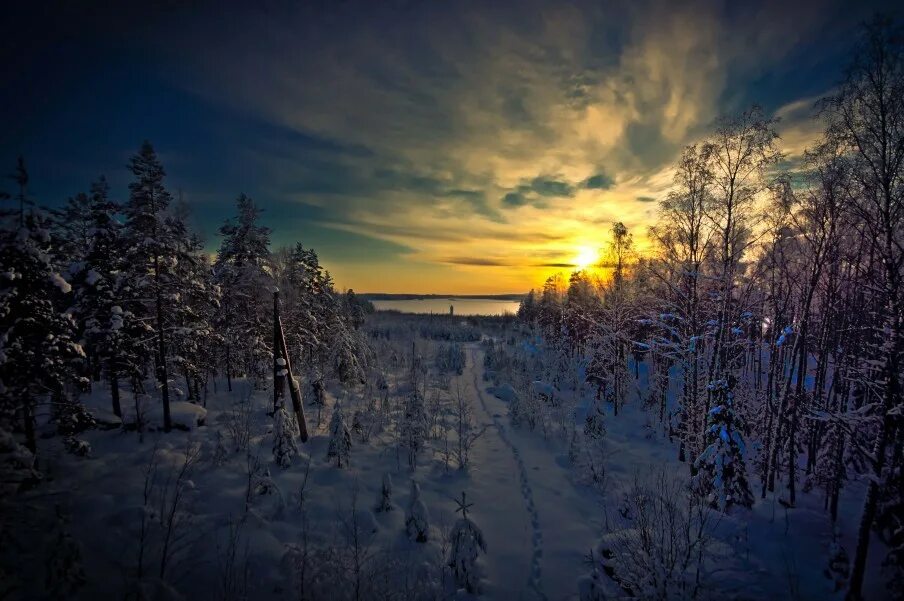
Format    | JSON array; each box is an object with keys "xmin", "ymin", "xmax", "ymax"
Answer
[{"xmin": 144, "ymin": 0, "xmax": 880, "ymax": 291}]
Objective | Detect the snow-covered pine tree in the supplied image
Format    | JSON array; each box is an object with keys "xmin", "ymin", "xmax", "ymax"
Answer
[
  {"xmin": 278, "ymin": 244, "xmax": 368, "ymax": 385},
  {"xmin": 693, "ymin": 377, "xmax": 754, "ymax": 511},
  {"xmin": 405, "ymin": 480, "xmax": 430, "ymax": 542},
  {"xmin": 375, "ymin": 472, "xmax": 392, "ymax": 512},
  {"xmin": 517, "ymin": 288, "xmax": 537, "ymax": 323},
  {"xmin": 326, "ymin": 402, "xmax": 351, "ymax": 468},
  {"xmin": 213, "ymin": 194, "xmax": 273, "ymax": 388},
  {"xmin": 272, "ymin": 399, "xmax": 299, "ymax": 468},
  {"xmin": 121, "ymin": 141, "xmax": 180, "ymax": 431},
  {"xmin": 0, "ymin": 163, "xmax": 86, "ymax": 452},
  {"xmin": 167, "ymin": 218, "xmax": 216, "ymax": 404},
  {"xmin": 65, "ymin": 178, "xmax": 133, "ymax": 416},
  {"xmin": 344, "ymin": 288, "xmax": 366, "ymax": 330},
  {"xmin": 401, "ymin": 388, "xmax": 428, "ymax": 470},
  {"xmin": 448, "ymin": 491, "xmax": 487, "ymax": 593}
]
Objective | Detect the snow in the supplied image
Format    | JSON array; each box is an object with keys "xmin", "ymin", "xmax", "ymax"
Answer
[
  {"xmin": 487, "ymin": 383, "xmax": 519, "ymax": 404},
  {"xmin": 8, "ymin": 316, "xmax": 889, "ymax": 600},
  {"xmin": 49, "ymin": 272, "xmax": 72, "ymax": 293}
]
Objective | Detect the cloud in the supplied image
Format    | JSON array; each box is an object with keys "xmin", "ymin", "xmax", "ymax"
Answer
[
  {"xmin": 526, "ymin": 176, "xmax": 574, "ymax": 197},
  {"xmin": 583, "ymin": 172, "xmax": 615, "ymax": 189},
  {"xmin": 442, "ymin": 256, "xmax": 512, "ymax": 266},
  {"xmin": 137, "ymin": 0, "xmax": 876, "ymax": 291},
  {"xmin": 534, "ymin": 262, "xmax": 576, "ymax": 268},
  {"xmin": 502, "ymin": 191, "xmax": 528, "ymax": 207}
]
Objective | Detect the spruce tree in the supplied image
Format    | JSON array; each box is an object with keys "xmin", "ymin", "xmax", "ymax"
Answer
[
  {"xmin": 0, "ymin": 162, "xmax": 85, "ymax": 451},
  {"xmin": 326, "ymin": 402, "xmax": 351, "ymax": 468},
  {"xmin": 693, "ymin": 377, "xmax": 754, "ymax": 511},
  {"xmin": 213, "ymin": 194, "xmax": 272, "ymax": 387},
  {"xmin": 66, "ymin": 178, "xmax": 132, "ymax": 415},
  {"xmin": 122, "ymin": 141, "xmax": 178, "ymax": 431},
  {"xmin": 448, "ymin": 491, "xmax": 487, "ymax": 593}
]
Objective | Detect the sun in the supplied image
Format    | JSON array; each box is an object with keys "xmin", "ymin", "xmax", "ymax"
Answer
[{"xmin": 574, "ymin": 246, "xmax": 599, "ymax": 270}]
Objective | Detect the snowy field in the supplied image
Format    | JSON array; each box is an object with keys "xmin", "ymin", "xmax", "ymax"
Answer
[{"xmin": 2, "ymin": 312, "xmax": 886, "ymax": 600}]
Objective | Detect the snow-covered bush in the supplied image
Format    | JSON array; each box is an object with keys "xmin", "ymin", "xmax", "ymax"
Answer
[
  {"xmin": 582, "ymin": 471, "xmax": 723, "ymax": 600},
  {"xmin": 452, "ymin": 386, "xmax": 486, "ymax": 470},
  {"xmin": 0, "ymin": 427, "xmax": 40, "ymax": 497},
  {"xmin": 375, "ymin": 473, "xmax": 393, "ymax": 512},
  {"xmin": 434, "ymin": 343, "xmax": 465, "ymax": 375},
  {"xmin": 272, "ymin": 399, "xmax": 299, "ymax": 468},
  {"xmin": 405, "ymin": 480, "xmax": 430, "ymax": 542},
  {"xmin": 223, "ymin": 393, "xmax": 254, "ymax": 453}
]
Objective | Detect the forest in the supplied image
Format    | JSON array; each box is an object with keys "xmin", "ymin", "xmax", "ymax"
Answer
[{"xmin": 1, "ymin": 12, "xmax": 903, "ymax": 601}]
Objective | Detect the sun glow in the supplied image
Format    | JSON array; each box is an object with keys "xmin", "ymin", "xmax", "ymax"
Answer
[{"xmin": 574, "ymin": 246, "xmax": 599, "ymax": 270}]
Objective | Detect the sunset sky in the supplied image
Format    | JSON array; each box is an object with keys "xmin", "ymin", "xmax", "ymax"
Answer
[{"xmin": 2, "ymin": 0, "xmax": 897, "ymax": 293}]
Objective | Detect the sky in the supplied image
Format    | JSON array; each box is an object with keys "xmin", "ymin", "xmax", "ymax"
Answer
[{"xmin": 1, "ymin": 0, "xmax": 899, "ymax": 294}]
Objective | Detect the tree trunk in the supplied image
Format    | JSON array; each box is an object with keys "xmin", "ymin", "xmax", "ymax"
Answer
[
  {"xmin": 22, "ymin": 396, "xmax": 36, "ymax": 453},
  {"xmin": 154, "ymin": 256, "xmax": 172, "ymax": 432},
  {"xmin": 847, "ymin": 308, "xmax": 900, "ymax": 600},
  {"xmin": 110, "ymin": 365, "xmax": 122, "ymax": 418}
]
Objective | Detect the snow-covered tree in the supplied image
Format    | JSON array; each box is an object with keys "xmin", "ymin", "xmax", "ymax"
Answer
[
  {"xmin": 448, "ymin": 492, "xmax": 487, "ymax": 593},
  {"xmin": 405, "ymin": 480, "xmax": 429, "ymax": 542},
  {"xmin": 167, "ymin": 221, "xmax": 217, "ymax": 404},
  {"xmin": 276, "ymin": 244, "xmax": 369, "ymax": 384},
  {"xmin": 121, "ymin": 142, "xmax": 182, "ymax": 431},
  {"xmin": 213, "ymin": 194, "xmax": 272, "ymax": 388},
  {"xmin": 0, "ymin": 166, "xmax": 86, "ymax": 451},
  {"xmin": 272, "ymin": 399, "xmax": 299, "ymax": 468},
  {"xmin": 375, "ymin": 472, "xmax": 392, "ymax": 512},
  {"xmin": 61, "ymin": 178, "xmax": 133, "ymax": 415},
  {"xmin": 517, "ymin": 288, "xmax": 538, "ymax": 323},
  {"xmin": 693, "ymin": 378, "xmax": 753, "ymax": 511},
  {"xmin": 401, "ymin": 388, "xmax": 428, "ymax": 470},
  {"xmin": 326, "ymin": 402, "xmax": 351, "ymax": 468}
]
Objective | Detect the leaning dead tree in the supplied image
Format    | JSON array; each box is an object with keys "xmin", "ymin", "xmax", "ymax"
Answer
[{"xmin": 273, "ymin": 289, "xmax": 309, "ymax": 442}]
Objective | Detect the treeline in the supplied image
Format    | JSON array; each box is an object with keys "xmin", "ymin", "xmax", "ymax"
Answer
[
  {"xmin": 0, "ymin": 141, "xmax": 371, "ymax": 467},
  {"xmin": 519, "ymin": 17, "xmax": 902, "ymax": 600}
]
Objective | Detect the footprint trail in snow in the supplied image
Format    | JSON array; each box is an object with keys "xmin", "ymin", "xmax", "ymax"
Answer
[{"xmin": 470, "ymin": 349, "xmax": 548, "ymax": 601}]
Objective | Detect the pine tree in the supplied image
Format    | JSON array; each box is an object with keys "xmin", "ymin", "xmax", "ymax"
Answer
[
  {"xmin": 213, "ymin": 194, "xmax": 273, "ymax": 388},
  {"xmin": 448, "ymin": 492, "xmax": 487, "ymax": 593},
  {"xmin": 693, "ymin": 378, "xmax": 754, "ymax": 511},
  {"xmin": 326, "ymin": 402, "xmax": 351, "ymax": 468},
  {"xmin": 405, "ymin": 480, "xmax": 429, "ymax": 542},
  {"xmin": 272, "ymin": 399, "xmax": 299, "ymax": 468},
  {"xmin": 66, "ymin": 178, "xmax": 131, "ymax": 416},
  {"xmin": 278, "ymin": 244, "xmax": 368, "ymax": 384},
  {"xmin": 401, "ymin": 388, "xmax": 427, "ymax": 470},
  {"xmin": 0, "ymin": 164, "xmax": 85, "ymax": 452},
  {"xmin": 122, "ymin": 141, "xmax": 178, "ymax": 431},
  {"xmin": 167, "ymin": 222, "xmax": 215, "ymax": 404}
]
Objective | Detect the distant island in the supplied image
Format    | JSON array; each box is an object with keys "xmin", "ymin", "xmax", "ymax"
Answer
[{"xmin": 359, "ymin": 293, "xmax": 525, "ymax": 301}]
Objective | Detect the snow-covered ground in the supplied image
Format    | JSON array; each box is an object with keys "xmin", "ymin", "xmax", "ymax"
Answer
[{"xmin": 5, "ymin": 319, "xmax": 888, "ymax": 600}]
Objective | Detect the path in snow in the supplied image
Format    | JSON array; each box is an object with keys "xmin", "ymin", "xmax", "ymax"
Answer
[
  {"xmin": 470, "ymin": 352, "xmax": 548, "ymax": 600},
  {"xmin": 456, "ymin": 345, "xmax": 602, "ymax": 601}
]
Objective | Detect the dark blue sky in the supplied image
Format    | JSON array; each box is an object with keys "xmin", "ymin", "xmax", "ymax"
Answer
[{"xmin": 2, "ymin": 0, "xmax": 899, "ymax": 292}]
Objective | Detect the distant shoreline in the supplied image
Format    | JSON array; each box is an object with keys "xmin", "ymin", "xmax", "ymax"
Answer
[{"xmin": 360, "ymin": 293, "xmax": 525, "ymax": 301}]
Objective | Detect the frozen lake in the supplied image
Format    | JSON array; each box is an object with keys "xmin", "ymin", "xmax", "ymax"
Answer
[{"xmin": 371, "ymin": 297, "xmax": 520, "ymax": 316}]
